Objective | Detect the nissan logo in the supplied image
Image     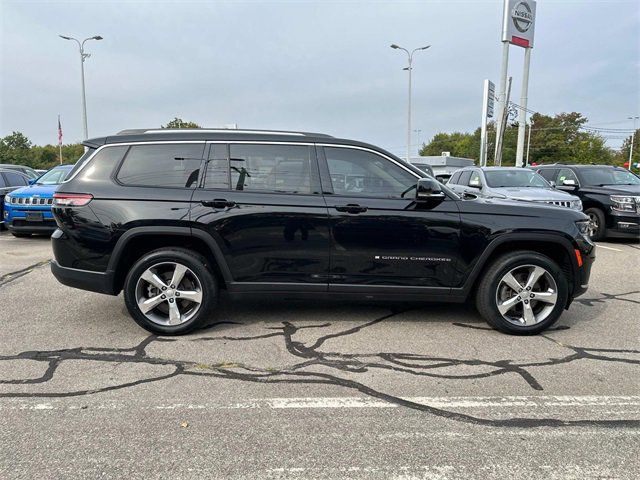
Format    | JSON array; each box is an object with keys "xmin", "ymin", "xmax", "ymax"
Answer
[{"xmin": 512, "ymin": 1, "xmax": 533, "ymax": 33}]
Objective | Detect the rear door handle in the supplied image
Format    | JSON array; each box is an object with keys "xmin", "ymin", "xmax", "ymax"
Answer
[
  {"xmin": 334, "ymin": 204, "xmax": 368, "ymax": 214},
  {"xmin": 201, "ymin": 198, "xmax": 236, "ymax": 209}
]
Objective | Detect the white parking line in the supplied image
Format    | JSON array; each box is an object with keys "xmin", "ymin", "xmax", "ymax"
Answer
[
  {"xmin": 595, "ymin": 244, "xmax": 623, "ymax": 252},
  {"xmin": 3, "ymin": 395, "xmax": 640, "ymax": 411}
]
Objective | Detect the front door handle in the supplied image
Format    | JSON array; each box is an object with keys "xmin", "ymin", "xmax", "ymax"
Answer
[
  {"xmin": 201, "ymin": 198, "xmax": 236, "ymax": 209},
  {"xmin": 334, "ymin": 204, "xmax": 368, "ymax": 214}
]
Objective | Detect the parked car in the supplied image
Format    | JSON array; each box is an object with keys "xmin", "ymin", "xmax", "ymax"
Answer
[
  {"xmin": 532, "ymin": 164, "xmax": 640, "ymax": 240},
  {"xmin": 51, "ymin": 128, "xmax": 594, "ymax": 336},
  {"xmin": 448, "ymin": 166, "xmax": 582, "ymax": 211},
  {"xmin": 0, "ymin": 168, "xmax": 31, "ymax": 230},
  {"xmin": 3, "ymin": 165, "xmax": 73, "ymax": 237},
  {"xmin": 0, "ymin": 163, "xmax": 40, "ymax": 180},
  {"xmin": 410, "ymin": 163, "xmax": 435, "ymax": 177}
]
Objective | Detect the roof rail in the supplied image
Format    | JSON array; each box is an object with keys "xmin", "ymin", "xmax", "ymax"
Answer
[{"xmin": 116, "ymin": 128, "xmax": 333, "ymax": 138}]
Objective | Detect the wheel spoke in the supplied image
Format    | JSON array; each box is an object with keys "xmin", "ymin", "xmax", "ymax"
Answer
[
  {"xmin": 138, "ymin": 294, "xmax": 165, "ymax": 314},
  {"xmin": 522, "ymin": 302, "xmax": 535, "ymax": 325},
  {"xmin": 502, "ymin": 272, "xmax": 524, "ymax": 293},
  {"xmin": 168, "ymin": 301, "xmax": 181, "ymax": 325},
  {"xmin": 534, "ymin": 290, "xmax": 557, "ymax": 305},
  {"xmin": 140, "ymin": 269, "xmax": 167, "ymax": 290},
  {"xmin": 177, "ymin": 290, "xmax": 202, "ymax": 305},
  {"xmin": 524, "ymin": 266, "xmax": 546, "ymax": 290},
  {"xmin": 498, "ymin": 296, "xmax": 520, "ymax": 315},
  {"xmin": 170, "ymin": 264, "xmax": 188, "ymax": 288}
]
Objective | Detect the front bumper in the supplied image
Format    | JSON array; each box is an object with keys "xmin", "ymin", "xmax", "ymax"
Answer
[
  {"xmin": 4, "ymin": 205, "xmax": 57, "ymax": 234},
  {"xmin": 607, "ymin": 210, "xmax": 640, "ymax": 239}
]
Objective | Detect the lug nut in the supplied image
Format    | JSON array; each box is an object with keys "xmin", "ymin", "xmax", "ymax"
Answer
[
  {"xmin": 170, "ymin": 284, "xmax": 175, "ymax": 289},
  {"xmin": 517, "ymin": 296, "xmax": 521, "ymax": 301},
  {"xmin": 169, "ymin": 298, "xmax": 174, "ymax": 303},
  {"xmin": 161, "ymin": 294, "xmax": 166, "ymax": 299},
  {"xmin": 524, "ymin": 300, "xmax": 529, "ymax": 304},
  {"xmin": 175, "ymin": 292, "xmax": 180, "ymax": 297},
  {"xmin": 530, "ymin": 293, "xmax": 535, "ymax": 298},
  {"xmin": 162, "ymin": 286, "xmax": 167, "ymax": 291},
  {"xmin": 519, "ymin": 288, "xmax": 523, "ymax": 292},
  {"xmin": 526, "ymin": 286, "xmax": 531, "ymax": 291}
]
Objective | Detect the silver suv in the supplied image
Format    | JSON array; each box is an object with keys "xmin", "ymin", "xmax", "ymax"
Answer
[{"xmin": 448, "ymin": 166, "xmax": 582, "ymax": 210}]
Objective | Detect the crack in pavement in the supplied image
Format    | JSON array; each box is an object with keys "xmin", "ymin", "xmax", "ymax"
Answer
[
  {"xmin": 1, "ymin": 299, "xmax": 639, "ymax": 429},
  {"xmin": 0, "ymin": 260, "xmax": 51, "ymax": 288}
]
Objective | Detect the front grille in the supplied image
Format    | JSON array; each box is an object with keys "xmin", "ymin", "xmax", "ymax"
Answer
[
  {"xmin": 542, "ymin": 200, "xmax": 572, "ymax": 208},
  {"xmin": 10, "ymin": 197, "xmax": 53, "ymax": 206}
]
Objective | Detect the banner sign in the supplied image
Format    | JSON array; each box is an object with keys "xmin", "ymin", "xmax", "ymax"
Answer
[{"xmin": 502, "ymin": 0, "xmax": 536, "ymax": 48}]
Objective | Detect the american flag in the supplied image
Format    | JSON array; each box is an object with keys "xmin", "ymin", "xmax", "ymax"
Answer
[{"xmin": 58, "ymin": 115, "xmax": 63, "ymax": 146}]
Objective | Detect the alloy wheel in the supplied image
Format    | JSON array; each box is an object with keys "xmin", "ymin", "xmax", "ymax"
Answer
[
  {"xmin": 586, "ymin": 212, "xmax": 599, "ymax": 238},
  {"xmin": 135, "ymin": 262, "xmax": 203, "ymax": 326},
  {"xmin": 495, "ymin": 264, "xmax": 558, "ymax": 326}
]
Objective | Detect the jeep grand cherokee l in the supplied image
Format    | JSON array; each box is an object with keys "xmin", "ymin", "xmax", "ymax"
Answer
[{"xmin": 50, "ymin": 129, "xmax": 595, "ymax": 335}]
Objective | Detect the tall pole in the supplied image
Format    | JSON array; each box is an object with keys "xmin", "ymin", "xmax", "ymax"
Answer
[
  {"xmin": 629, "ymin": 116, "xmax": 639, "ymax": 171},
  {"xmin": 515, "ymin": 47, "xmax": 532, "ymax": 167},
  {"xmin": 390, "ymin": 44, "xmax": 430, "ymax": 162},
  {"xmin": 59, "ymin": 35, "xmax": 102, "ymax": 141},
  {"xmin": 525, "ymin": 121, "xmax": 532, "ymax": 166},
  {"xmin": 494, "ymin": 41, "xmax": 510, "ymax": 164}
]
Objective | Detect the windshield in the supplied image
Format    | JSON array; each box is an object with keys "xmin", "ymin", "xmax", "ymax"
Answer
[
  {"xmin": 485, "ymin": 170, "xmax": 550, "ymax": 188},
  {"xmin": 579, "ymin": 168, "xmax": 640, "ymax": 186},
  {"xmin": 36, "ymin": 168, "xmax": 71, "ymax": 185}
]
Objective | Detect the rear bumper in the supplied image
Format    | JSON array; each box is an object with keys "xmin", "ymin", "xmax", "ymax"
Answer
[{"xmin": 51, "ymin": 260, "xmax": 117, "ymax": 295}]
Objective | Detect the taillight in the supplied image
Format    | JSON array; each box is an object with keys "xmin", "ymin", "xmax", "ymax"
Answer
[{"xmin": 53, "ymin": 193, "xmax": 93, "ymax": 207}]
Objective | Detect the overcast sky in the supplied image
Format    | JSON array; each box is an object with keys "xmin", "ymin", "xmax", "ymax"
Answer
[{"xmin": 1, "ymin": 0, "xmax": 638, "ymax": 156}]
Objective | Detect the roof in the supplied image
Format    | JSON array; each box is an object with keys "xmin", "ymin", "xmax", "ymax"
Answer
[{"xmin": 534, "ymin": 164, "xmax": 620, "ymax": 169}]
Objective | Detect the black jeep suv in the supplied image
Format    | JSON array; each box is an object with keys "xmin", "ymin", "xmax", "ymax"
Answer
[
  {"xmin": 532, "ymin": 164, "xmax": 640, "ymax": 241},
  {"xmin": 51, "ymin": 129, "xmax": 595, "ymax": 335}
]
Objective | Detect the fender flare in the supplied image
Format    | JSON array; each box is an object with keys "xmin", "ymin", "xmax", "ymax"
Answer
[{"xmin": 106, "ymin": 226, "xmax": 234, "ymax": 283}]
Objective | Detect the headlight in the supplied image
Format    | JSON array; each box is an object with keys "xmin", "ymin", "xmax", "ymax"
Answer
[
  {"xmin": 610, "ymin": 195, "xmax": 639, "ymax": 212},
  {"xmin": 571, "ymin": 199, "xmax": 583, "ymax": 211},
  {"xmin": 576, "ymin": 220, "xmax": 591, "ymax": 237}
]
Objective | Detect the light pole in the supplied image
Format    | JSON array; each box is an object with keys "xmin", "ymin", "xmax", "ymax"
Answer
[
  {"xmin": 390, "ymin": 44, "xmax": 430, "ymax": 162},
  {"xmin": 628, "ymin": 116, "xmax": 639, "ymax": 171},
  {"xmin": 59, "ymin": 35, "xmax": 103, "ymax": 140}
]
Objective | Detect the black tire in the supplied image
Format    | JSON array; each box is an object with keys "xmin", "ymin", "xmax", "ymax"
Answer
[
  {"xmin": 11, "ymin": 232, "xmax": 31, "ymax": 238},
  {"xmin": 584, "ymin": 208, "xmax": 606, "ymax": 241},
  {"xmin": 123, "ymin": 247, "xmax": 218, "ymax": 335},
  {"xmin": 475, "ymin": 251, "xmax": 569, "ymax": 335}
]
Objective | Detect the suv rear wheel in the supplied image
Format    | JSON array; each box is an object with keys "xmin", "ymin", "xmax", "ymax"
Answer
[
  {"xmin": 124, "ymin": 248, "xmax": 217, "ymax": 335},
  {"xmin": 475, "ymin": 251, "xmax": 568, "ymax": 335}
]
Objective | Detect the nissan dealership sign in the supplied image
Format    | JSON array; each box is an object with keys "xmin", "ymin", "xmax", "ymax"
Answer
[{"xmin": 502, "ymin": 0, "xmax": 536, "ymax": 48}]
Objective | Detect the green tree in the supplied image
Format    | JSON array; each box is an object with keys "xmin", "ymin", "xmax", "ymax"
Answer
[
  {"xmin": 162, "ymin": 117, "xmax": 200, "ymax": 129},
  {"xmin": 618, "ymin": 129, "xmax": 640, "ymax": 168},
  {"xmin": 0, "ymin": 131, "xmax": 33, "ymax": 166}
]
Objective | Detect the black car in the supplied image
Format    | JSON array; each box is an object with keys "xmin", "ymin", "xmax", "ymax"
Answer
[
  {"xmin": 0, "ymin": 168, "xmax": 31, "ymax": 229},
  {"xmin": 0, "ymin": 164, "xmax": 39, "ymax": 181},
  {"xmin": 50, "ymin": 129, "xmax": 595, "ymax": 336},
  {"xmin": 532, "ymin": 164, "xmax": 640, "ymax": 240}
]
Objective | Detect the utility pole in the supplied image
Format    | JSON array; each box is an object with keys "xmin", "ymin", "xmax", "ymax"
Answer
[
  {"xmin": 59, "ymin": 35, "xmax": 103, "ymax": 140},
  {"xmin": 628, "ymin": 116, "xmax": 639, "ymax": 171},
  {"xmin": 390, "ymin": 44, "xmax": 430, "ymax": 162}
]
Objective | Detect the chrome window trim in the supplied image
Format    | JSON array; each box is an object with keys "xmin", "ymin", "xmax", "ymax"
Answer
[
  {"xmin": 144, "ymin": 129, "xmax": 305, "ymax": 136},
  {"xmin": 317, "ymin": 143, "xmax": 421, "ymax": 179}
]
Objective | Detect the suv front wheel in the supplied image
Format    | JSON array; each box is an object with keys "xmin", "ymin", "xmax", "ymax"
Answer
[
  {"xmin": 475, "ymin": 251, "xmax": 569, "ymax": 335},
  {"xmin": 124, "ymin": 248, "xmax": 217, "ymax": 335}
]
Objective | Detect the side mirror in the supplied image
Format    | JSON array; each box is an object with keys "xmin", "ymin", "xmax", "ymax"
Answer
[
  {"xmin": 416, "ymin": 178, "xmax": 445, "ymax": 202},
  {"xmin": 549, "ymin": 180, "xmax": 556, "ymax": 188}
]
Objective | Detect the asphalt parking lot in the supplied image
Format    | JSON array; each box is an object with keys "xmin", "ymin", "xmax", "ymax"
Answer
[{"xmin": 1, "ymin": 230, "xmax": 639, "ymax": 479}]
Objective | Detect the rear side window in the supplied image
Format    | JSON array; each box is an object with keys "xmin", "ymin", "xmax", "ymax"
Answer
[
  {"xmin": 449, "ymin": 171, "xmax": 461, "ymax": 184},
  {"xmin": 77, "ymin": 146, "xmax": 128, "ymax": 182},
  {"xmin": 4, "ymin": 172, "xmax": 28, "ymax": 186},
  {"xmin": 117, "ymin": 144, "xmax": 204, "ymax": 188},
  {"xmin": 229, "ymin": 144, "xmax": 313, "ymax": 194},
  {"xmin": 458, "ymin": 171, "xmax": 472, "ymax": 186}
]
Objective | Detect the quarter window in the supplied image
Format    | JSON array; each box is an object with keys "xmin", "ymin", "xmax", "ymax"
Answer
[
  {"xmin": 229, "ymin": 144, "xmax": 313, "ymax": 194},
  {"xmin": 324, "ymin": 147, "xmax": 417, "ymax": 198},
  {"xmin": 117, "ymin": 144, "xmax": 204, "ymax": 188}
]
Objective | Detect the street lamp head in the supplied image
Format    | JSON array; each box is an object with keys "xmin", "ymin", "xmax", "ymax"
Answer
[
  {"xmin": 390, "ymin": 44, "xmax": 401, "ymax": 49},
  {"xmin": 59, "ymin": 35, "xmax": 72, "ymax": 40},
  {"xmin": 419, "ymin": 45, "xmax": 431, "ymax": 50},
  {"xmin": 92, "ymin": 36, "xmax": 103, "ymax": 40}
]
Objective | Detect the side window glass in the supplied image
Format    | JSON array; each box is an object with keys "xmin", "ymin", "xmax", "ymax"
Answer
[
  {"xmin": 229, "ymin": 144, "xmax": 312, "ymax": 194},
  {"xmin": 204, "ymin": 144, "xmax": 230, "ymax": 189},
  {"xmin": 469, "ymin": 171, "xmax": 482, "ymax": 187},
  {"xmin": 117, "ymin": 144, "xmax": 204, "ymax": 188},
  {"xmin": 458, "ymin": 171, "xmax": 472, "ymax": 186},
  {"xmin": 324, "ymin": 147, "xmax": 417, "ymax": 198},
  {"xmin": 556, "ymin": 168, "xmax": 578, "ymax": 186},
  {"xmin": 537, "ymin": 169, "xmax": 557, "ymax": 182},
  {"xmin": 5, "ymin": 172, "xmax": 27, "ymax": 186},
  {"xmin": 77, "ymin": 146, "xmax": 128, "ymax": 182},
  {"xmin": 0, "ymin": 174, "xmax": 7, "ymax": 188},
  {"xmin": 449, "ymin": 171, "xmax": 461, "ymax": 184}
]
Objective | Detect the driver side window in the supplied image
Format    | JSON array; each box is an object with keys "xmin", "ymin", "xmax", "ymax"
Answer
[
  {"xmin": 324, "ymin": 147, "xmax": 417, "ymax": 198},
  {"xmin": 556, "ymin": 168, "xmax": 578, "ymax": 186}
]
